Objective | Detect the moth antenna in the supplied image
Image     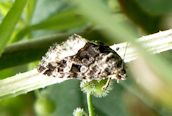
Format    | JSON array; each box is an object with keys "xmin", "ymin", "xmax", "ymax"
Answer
[{"xmin": 123, "ymin": 42, "xmax": 128, "ymax": 63}]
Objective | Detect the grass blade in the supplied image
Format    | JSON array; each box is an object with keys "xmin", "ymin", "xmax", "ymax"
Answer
[{"xmin": 0, "ymin": 0, "xmax": 28, "ymax": 55}]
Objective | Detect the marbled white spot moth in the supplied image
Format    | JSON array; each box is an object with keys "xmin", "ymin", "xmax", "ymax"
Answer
[{"xmin": 37, "ymin": 34, "xmax": 126, "ymax": 82}]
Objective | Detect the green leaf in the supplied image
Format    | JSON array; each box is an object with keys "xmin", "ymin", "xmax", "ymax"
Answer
[
  {"xmin": 31, "ymin": 9, "xmax": 86, "ymax": 30},
  {"xmin": 25, "ymin": 0, "xmax": 37, "ymax": 25},
  {"xmin": 0, "ymin": 1, "xmax": 12, "ymax": 16},
  {"xmin": 0, "ymin": 33, "xmax": 69, "ymax": 70},
  {"xmin": 14, "ymin": 8, "xmax": 87, "ymax": 41},
  {"xmin": 0, "ymin": 0, "xmax": 28, "ymax": 55},
  {"xmin": 45, "ymin": 80, "xmax": 84, "ymax": 116},
  {"xmin": 93, "ymin": 84, "xmax": 128, "ymax": 116},
  {"xmin": 117, "ymin": 0, "xmax": 161, "ymax": 33},
  {"xmin": 72, "ymin": 0, "xmax": 137, "ymax": 42},
  {"xmin": 134, "ymin": 0, "xmax": 172, "ymax": 15}
]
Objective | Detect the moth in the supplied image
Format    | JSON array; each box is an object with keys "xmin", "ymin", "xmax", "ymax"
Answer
[{"xmin": 37, "ymin": 34, "xmax": 126, "ymax": 83}]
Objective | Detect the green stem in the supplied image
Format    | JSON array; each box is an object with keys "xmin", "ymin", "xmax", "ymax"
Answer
[
  {"xmin": 0, "ymin": 69, "xmax": 69, "ymax": 98},
  {"xmin": 87, "ymin": 92, "xmax": 94, "ymax": 116}
]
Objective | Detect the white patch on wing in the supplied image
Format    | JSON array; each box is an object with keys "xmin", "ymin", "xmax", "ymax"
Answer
[{"xmin": 45, "ymin": 34, "xmax": 87, "ymax": 63}]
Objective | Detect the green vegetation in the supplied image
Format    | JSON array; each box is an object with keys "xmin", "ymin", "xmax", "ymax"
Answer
[{"xmin": 0, "ymin": 0, "xmax": 172, "ymax": 116}]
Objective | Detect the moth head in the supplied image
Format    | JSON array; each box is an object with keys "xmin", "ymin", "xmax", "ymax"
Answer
[
  {"xmin": 116, "ymin": 65, "xmax": 126, "ymax": 80},
  {"xmin": 109, "ymin": 60, "xmax": 126, "ymax": 81}
]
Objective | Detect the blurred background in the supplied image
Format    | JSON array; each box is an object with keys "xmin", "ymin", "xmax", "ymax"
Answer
[{"xmin": 0, "ymin": 0, "xmax": 172, "ymax": 116}]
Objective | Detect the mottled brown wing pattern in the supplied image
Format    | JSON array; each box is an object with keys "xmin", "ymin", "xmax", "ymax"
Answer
[{"xmin": 37, "ymin": 34, "xmax": 126, "ymax": 81}]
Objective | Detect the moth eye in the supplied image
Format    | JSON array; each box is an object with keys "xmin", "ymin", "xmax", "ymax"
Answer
[
  {"xmin": 117, "ymin": 74, "xmax": 122, "ymax": 79},
  {"xmin": 120, "ymin": 69, "xmax": 126, "ymax": 75}
]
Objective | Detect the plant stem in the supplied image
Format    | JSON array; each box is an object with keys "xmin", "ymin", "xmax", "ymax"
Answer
[
  {"xmin": 111, "ymin": 29, "xmax": 172, "ymax": 62},
  {"xmin": 0, "ymin": 29, "xmax": 172, "ymax": 98},
  {"xmin": 87, "ymin": 92, "xmax": 94, "ymax": 116},
  {"xmin": 0, "ymin": 69, "xmax": 69, "ymax": 98}
]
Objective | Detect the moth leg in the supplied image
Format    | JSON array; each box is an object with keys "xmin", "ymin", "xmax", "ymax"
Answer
[
  {"xmin": 80, "ymin": 80, "xmax": 90, "ymax": 90},
  {"xmin": 102, "ymin": 78, "xmax": 111, "ymax": 90}
]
